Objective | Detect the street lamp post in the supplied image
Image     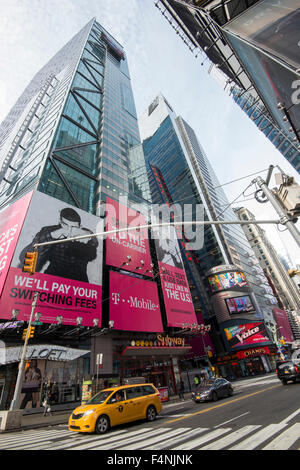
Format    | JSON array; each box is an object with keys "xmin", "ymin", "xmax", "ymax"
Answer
[{"xmin": 10, "ymin": 292, "xmax": 39, "ymax": 411}]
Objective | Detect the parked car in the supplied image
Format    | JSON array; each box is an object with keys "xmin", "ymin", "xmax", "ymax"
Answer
[
  {"xmin": 192, "ymin": 378, "xmax": 233, "ymax": 403},
  {"xmin": 69, "ymin": 383, "xmax": 162, "ymax": 434},
  {"xmin": 276, "ymin": 360, "xmax": 300, "ymax": 385}
]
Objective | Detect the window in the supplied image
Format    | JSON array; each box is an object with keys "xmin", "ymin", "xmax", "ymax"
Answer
[
  {"xmin": 126, "ymin": 386, "xmax": 143, "ymax": 399},
  {"xmin": 142, "ymin": 385, "xmax": 155, "ymax": 395},
  {"xmin": 108, "ymin": 389, "xmax": 126, "ymax": 403}
]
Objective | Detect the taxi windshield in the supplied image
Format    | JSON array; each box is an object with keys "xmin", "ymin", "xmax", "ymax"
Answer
[{"xmin": 87, "ymin": 390, "xmax": 112, "ymax": 404}]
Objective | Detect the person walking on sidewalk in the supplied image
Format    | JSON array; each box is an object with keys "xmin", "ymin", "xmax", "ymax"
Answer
[
  {"xmin": 178, "ymin": 377, "xmax": 185, "ymax": 401},
  {"xmin": 42, "ymin": 382, "xmax": 53, "ymax": 417}
]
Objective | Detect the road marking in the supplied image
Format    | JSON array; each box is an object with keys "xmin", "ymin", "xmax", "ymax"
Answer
[
  {"xmin": 279, "ymin": 407, "xmax": 300, "ymax": 424},
  {"xmin": 214, "ymin": 412, "xmax": 250, "ymax": 428},
  {"xmin": 263, "ymin": 423, "xmax": 300, "ymax": 450},
  {"xmin": 166, "ymin": 384, "xmax": 281, "ymax": 424},
  {"xmin": 144, "ymin": 428, "xmax": 209, "ymax": 450},
  {"xmin": 201, "ymin": 425, "xmax": 261, "ymax": 450},
  {"xmin": 229, "ymin": 423, "xmax": 288, "ymax": 450},
  {"xmin": 172, "ymin": 428, "xmax": 231, "ymax": 450},
  {"xmin": 118, "ymin": 428, "xmax": 190, "ymax": 450}
]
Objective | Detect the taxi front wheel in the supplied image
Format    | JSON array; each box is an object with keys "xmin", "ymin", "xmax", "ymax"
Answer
[
  {"xmin": 95, "ymin": 415, "xmax": 110, "ymax": 434},
  {"xmin": 146, "ymin": 405, "xmax": 157, "ymax": 422}
]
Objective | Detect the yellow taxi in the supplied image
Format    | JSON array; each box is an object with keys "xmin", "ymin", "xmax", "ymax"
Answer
[{"xmin": 69, "ymin": 383, "xmax": 162, "ymax": 434}]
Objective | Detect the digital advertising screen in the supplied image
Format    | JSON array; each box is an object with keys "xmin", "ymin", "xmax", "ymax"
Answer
[
  {"xmin": 208, "ymin": 271, "xmax": 248, "ymax": 293},
  {"xmin": 224, "ymin": 322, "xmax": 270, "ymax": 349},
  {"xmin": 153, "ymin": 224, "xmax": 197, "ymax": 328},
  {"xmin": 225, "ymin": 295, "xmax": 255, "ymax": 315},
  {"xmin": 109, "ymin": 270, "xmax": 163, "ymax": 332},
  {"xmin": 0, "ymin": 191, "xmax": 103, "ymax": 326},
  {"xmin": 106, "ymin": 197, "xmax": 153, "ymax": 277}
]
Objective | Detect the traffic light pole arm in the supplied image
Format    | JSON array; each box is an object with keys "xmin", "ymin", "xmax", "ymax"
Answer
[
  {"xmin": 32, "ymin": 218, "xmax": 282, "ymax": 249},
  {"xmin": 10, "ymin": 292, "xmax": 39, "ymax": 411}
]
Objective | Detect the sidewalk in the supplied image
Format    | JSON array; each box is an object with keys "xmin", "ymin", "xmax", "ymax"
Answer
[{"xmin": 2, "ymin": 373, "xmax": 276, "ymax": 432}]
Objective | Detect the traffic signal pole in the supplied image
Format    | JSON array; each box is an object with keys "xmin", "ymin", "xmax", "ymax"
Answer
[
  {"xmin": 10, "ymin": 292, "xmax": 39, "ymax": 411},
  {"xmin": 254, "ymin": 175, "xmax": 300, "ymax": 247}
]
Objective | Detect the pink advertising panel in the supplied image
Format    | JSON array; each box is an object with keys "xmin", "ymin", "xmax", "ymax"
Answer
[
  {"xmin": 224, "ymin": 322, "xmax": 270, "ymax": 349},
  {"xmin": 0, "ymin": 267, "xmax": 102, "ymax": 326},
  {"xmin": 0, "ymin": 191, "xmax": 103, "ymax": 326},
  {"xmin": 0, "ymin": 191, "xmax": 33, "ymax": 296},
  {"xmin": 272, "ymin": 307, "xmax": 294, "ymax": 343},
  {"xmin": 109, "ymin": 270, "xmax": 163, "ymax": 332},
  {"xmin": 106, "ymin": 198, "xmax": 153, "ymax": 277},
  {"xmin": 154, "ymin": 225, "xmax": 197, "ymax": 328}
]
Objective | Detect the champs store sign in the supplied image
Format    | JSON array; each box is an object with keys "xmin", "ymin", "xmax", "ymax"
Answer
[{"xmin": 131, "ymin": 335, "xmax": 185, "ymax": 348}]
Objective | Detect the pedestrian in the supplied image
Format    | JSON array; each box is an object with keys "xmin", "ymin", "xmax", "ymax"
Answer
[
  {"xmin": 193, "ymin": 375, "xmax": 200, "ymax": 388},
  {"xmin": 168, "ymin": 379, "xmax": 174, "ymax": 397},
  {"xmin": 178, "ymin": 377, "xmax": 185, "ymax": 401},
  {"xmin": 42, "ymin": 381, "xmax": 53, "ymax": 417}
]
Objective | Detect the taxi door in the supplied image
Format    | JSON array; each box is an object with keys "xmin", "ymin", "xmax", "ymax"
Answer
[
  {"xmin": 106, "ymin": 389, "xmax": 131, "ymax": 426},
  {"xmin": 124, "ymin": 386, "xmax": 146, "ymax": 420}
]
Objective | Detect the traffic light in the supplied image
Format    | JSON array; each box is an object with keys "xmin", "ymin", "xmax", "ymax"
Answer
[
  {"xmin": 22, "ymin": 251, "xmax": 38, "ymax": 275},
  {"xmin": 22, "ymin": 326, "xmax": 35, "ymax": 340}
]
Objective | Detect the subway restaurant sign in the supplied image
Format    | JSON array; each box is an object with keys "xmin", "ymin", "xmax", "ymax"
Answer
[{"xmin": 131, "ymin": 334, "xmax": 185, "ymax": 348}]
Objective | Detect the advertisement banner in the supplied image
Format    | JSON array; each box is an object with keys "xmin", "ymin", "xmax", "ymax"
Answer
[
  {"xmin": 109, "ymin": 270, "xmax": 163, "ymax": 332},
  {"xmin": 0, "ymin": 191, "xmax": 103, "ymax": 326},
  {"xmin": 208, "ymin": 271, "xmax": 248, "ymax": 293},
  {"xmin": 224, "ymin": 322, "xmax": 270, "ymax": 349},
  {"xmin": 106, "ymin": 198, "xmax": 153, "ymax": 277},
  {"xmin": 272, "ymin": 307, "xmax": 294, "ymax": 343},
  {"xmin": 0, "ymin": 191, "xmax": 33, "ymax": 296},
  {"xmin": 153, "ymin": 225, "xmax": 197, "ymax": 328}
]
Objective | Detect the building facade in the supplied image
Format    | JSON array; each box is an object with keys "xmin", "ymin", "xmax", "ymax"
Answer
[
  {"xmin": 140, "ymin": 94, "xmax": 279, "ymax": 379},
  {"xmin": 0, "ymin": 19, "xmax": 203, "ymax": 411},
  {"xmin": 155, "ymin": 0, "xmax": 300, "ymax": 174}
]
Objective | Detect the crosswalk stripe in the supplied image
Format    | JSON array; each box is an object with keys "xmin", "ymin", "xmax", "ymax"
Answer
[
  {"xmin": 49, "ymin": 427, "xmax": 156, "ymax": 450},
  {"xmin": 229, "ymin": 423, "xmax": 288, "ymax": 450},
  {"xmin": 30, "ymin": 428, "xmax": 130, "ymax": 450},
  {"xmin": 262, "ymin": 423, "xmax": 300, "ymax": 450},
  {"xmin": 118, "ymin": 428, "xmax": 191, "ymax": 450},
  {"xmin": 0, "ymin": 430, "xmax": 71, "ymax": 449},
  {"xmin": 75, "ymin": 427, "xmax": 172, "ymax": 450},
  {"xmin": 172, "ymin": 428, "xmax": 232, "ymax": 450},
  {"xmin": 0, "ymin": 429, "xmax": 69, "ymax": 444},
  {"xmin": 143, "ymin": 428, "xmax": 209, "ymax": 451},
  {"xmin": 200, "ymin": 425, "xmax": 261, "ymax": 450}
]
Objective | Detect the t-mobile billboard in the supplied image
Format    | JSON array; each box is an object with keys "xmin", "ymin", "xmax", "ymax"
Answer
[
  {"xmin": 224, "ymin": 322, "xmax": 271, "ymax": 350},
  {"xmin": 273, "ymin": 307, "xmax": 294, "ymax": 343},
  {"xmin": 106, "ymin": 198, "xmax": 153, "ymax": 277},
  {"xmin": 109, "ymin": 270, "xmax": 163, "ymax": 332},
  {"xmin": 0, "ymin": 191, "xmax": 103, "ymax": 326},
  {"xmin": 153, "ymin": 225, "xmax": 197, "ymax": 328},
  {"xmin": 0, "ymin": 191, "xmax": 33, "ymax": 296}
]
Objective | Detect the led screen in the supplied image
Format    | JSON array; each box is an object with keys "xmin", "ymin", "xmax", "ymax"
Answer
[
  {"xmin": 225, "ymin": 296, "xmax": 254, "ymax": 315},
  {"xmin": 208, "ymin": 271, "xmax": 248, "ymax": 293}
]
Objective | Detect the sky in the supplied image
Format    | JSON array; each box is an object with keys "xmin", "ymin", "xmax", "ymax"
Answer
[{"xmin": 0, "ymin": 0, "xmax": 299, "ymax": 265}]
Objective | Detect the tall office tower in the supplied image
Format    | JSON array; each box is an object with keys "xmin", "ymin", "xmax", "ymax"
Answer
[
  {"xmin": 235, "ymin": 206, "xmax": 300, "ymax": 314},
  {"xmin": 155, "ymin": 0, "xmax": 300, "ymax": 174},
  {"xmin": 0, "ymin": 18, "xmax": 150, "ymax": 214},
  {"xmin": 140, "ymin": 94, "xmax": 279, "ymax": 375}
]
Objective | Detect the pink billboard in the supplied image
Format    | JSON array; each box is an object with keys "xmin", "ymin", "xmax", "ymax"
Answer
[
  {"xmin": 0, "ymin": 267, "xmax": 102, "ymax": 326},
  {"xmin": 154, "ymin": 225, "xmax": 197, "ymax": 328},
  {"xmin": 105, "ymin": 198, "xmax": 153, "ymax": 277},
  {"xmin": 109, "ymin": 270, "xmax": 163, "ymax": 332},
  {"xmin": 272, "ymin": 307, "xmax": 294, "ymax": 343},
  {"xmin": 224, "ymin": 322, "xmax": 271, "ymax": 349},
  {"xmin": 0, "ymin": 191, "xmax": 33, "ymax": 296},
  {"xmin": 0, "ymin": 191, "xmax": 103, "ymax": 326}
]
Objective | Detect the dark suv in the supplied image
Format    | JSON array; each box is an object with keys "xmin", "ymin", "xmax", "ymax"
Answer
[{"xmin": 276, "ymin": 360, "xmax": 300, "ymax": 385}]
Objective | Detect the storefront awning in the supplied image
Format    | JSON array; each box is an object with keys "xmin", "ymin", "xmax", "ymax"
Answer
[
  {"xmin": 121, "ymin": 346, "xmax": 192, "ymax": 357},
  {"xmin": 0, "ymin": 344, "xmax": 90, "ymax": 365}
]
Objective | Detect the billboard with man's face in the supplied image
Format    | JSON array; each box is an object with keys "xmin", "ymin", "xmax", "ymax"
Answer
[
  {"xmin": 0, "ymin": 191, "xmax": 103, "ymax": 326},
  {"xmin": 153, "ymin": 225, "xmax": 197, "ymax": 328}
]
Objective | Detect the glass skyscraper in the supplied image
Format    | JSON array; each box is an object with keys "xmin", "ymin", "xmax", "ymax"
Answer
[
  {"xmin": 140, "ymin": 94, "xmax": 279, "ymax": 360},
  {"xmin": 0, "ymin": 18, "xmax": 150, "ymax": 216}
]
